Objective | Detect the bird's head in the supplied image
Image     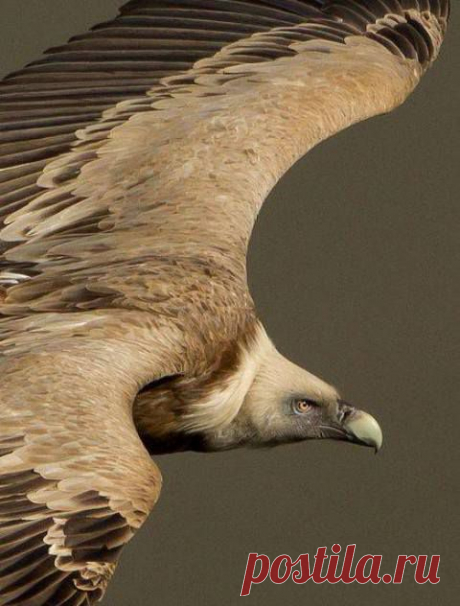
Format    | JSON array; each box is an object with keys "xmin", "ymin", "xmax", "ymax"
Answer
[
  {"xmin": 134, "ymin": 323, "xmax": 382, "ymax": 456},
  {"xmin": 199, "ymin": 325, "xmax": 383, "ymax": 454}
]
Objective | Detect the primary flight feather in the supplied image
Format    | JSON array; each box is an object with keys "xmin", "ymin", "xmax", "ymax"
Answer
[{"xmin": 0, "ymin": 1, "xmax": 450, "ymax": 604}]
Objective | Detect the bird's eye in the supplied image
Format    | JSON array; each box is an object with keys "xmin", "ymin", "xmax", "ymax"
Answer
[{"xmin": 294, "ymin": 399, "xmax": 316, "ymax": 414}]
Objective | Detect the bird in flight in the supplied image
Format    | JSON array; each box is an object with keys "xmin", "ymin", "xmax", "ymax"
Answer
[{"xmin": 0, "ymin": 0, "xmax": 450, "ymax": 604}]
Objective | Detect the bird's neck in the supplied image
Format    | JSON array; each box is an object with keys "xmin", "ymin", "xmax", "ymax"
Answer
[{"xmin": 133, "ymin": 322, "xmax": 274, "ymax": 453}]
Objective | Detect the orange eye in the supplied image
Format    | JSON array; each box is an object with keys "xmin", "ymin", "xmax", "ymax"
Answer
[{"xmin": 295, "ymin": 400, "xmax": 313, "ymax": 414}]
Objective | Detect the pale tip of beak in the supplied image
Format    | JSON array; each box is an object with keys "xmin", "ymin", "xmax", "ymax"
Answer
[{"xmin": 345, "ymin": 411, "xmax": 383, "ymax": 453}]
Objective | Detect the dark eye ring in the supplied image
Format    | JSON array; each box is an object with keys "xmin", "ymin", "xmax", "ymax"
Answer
[{"xmin": 294, "ymin": 399, "xmax": 316, "ymax": 414}]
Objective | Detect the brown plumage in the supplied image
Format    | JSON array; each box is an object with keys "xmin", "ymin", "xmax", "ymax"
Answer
[{"xmin": 0, "ymin": 1, "xmax": 450, "ymax": 604}]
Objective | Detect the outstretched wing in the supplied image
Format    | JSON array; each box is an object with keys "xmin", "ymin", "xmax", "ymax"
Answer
[
  {"xmin": 0, "ymin": 330, "xmax": 183, "ymax": 605},
  {"xmin": 0, "ymin": 0, "xmax": 450, "ymax": 318}
]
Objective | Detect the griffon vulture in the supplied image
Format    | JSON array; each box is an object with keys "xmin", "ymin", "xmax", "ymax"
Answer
[{"xmin": 0, "ymin": 0, "xmax": 450, "ymax": 604}]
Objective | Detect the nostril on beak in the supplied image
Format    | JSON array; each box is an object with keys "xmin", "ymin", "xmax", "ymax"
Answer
[
  {"xmin": 341, "ymin": 409, "xmax": 352, "ymax": 423},
  {"xmin": 336, "ymin": 400, "xmax": 353, "ymax": 424}
]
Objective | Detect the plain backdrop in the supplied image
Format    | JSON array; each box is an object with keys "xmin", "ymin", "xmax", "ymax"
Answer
[{"xmin": 0, "ymin": 2, "xmax": 458, "ymax": 605}]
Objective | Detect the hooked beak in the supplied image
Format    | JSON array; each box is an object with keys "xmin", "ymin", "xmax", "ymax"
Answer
[{"xmin": 320, "ymin": 401, "xmax": 383, "ymax": 453}]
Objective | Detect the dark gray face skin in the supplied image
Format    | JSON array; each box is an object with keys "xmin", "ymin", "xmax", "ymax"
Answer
[
  {"xmin": 275, "ymin": 397, "xmax": 360, "ymax": 444},
  {"xmin": 294, "ymin": 398, "xmax": 381, "ymax": 448}
]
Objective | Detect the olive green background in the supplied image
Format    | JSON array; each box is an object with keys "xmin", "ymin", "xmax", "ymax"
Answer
[{"xmin": 0, "ymin": 2, "xmax": 458, "ymax": 605}]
